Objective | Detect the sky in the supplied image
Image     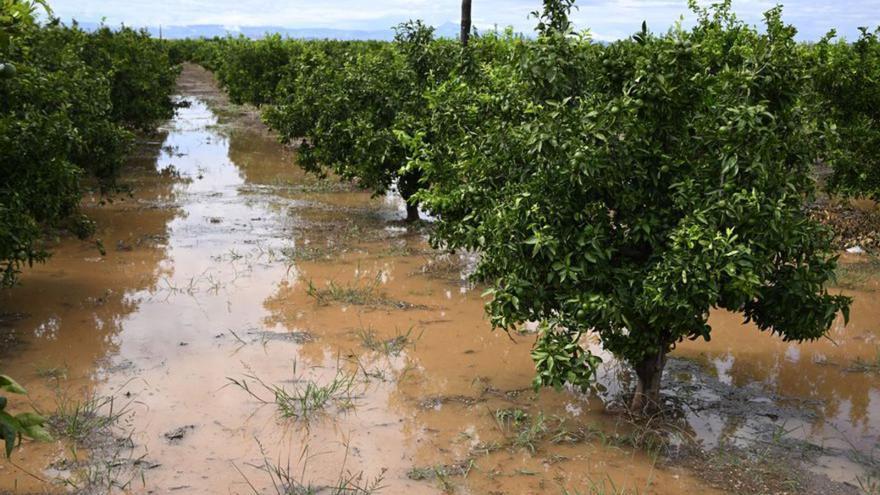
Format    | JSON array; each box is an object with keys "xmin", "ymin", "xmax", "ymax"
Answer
[{"xmin": 46, "ymin": 0, "xmax": 880, "ymax": 41}]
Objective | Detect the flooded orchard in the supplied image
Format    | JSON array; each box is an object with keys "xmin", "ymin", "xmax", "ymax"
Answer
[{"xmin": 1, "ymin": 65, "xmax": 877, "ymax": 494}]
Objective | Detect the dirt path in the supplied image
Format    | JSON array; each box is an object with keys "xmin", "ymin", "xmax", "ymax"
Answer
[{"xmin": 0, "ymin": 65, "xmax": 877, "ymax": 495}]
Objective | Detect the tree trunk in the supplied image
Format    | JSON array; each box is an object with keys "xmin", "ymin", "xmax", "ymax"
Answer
[
  {"xmin": 405, "ymin": 202, "xmax": 420, "ymax": 223},
  {"xmin": 398, "ymin": 170, "xmax": 421, "ymax": 222},
  {"xmin": 460, "ymin": 0, "xmax": 472, "ymax": 47},
  {"xmin": 630, "ymin": 349, "xmax": 668, "ymax": 413}
]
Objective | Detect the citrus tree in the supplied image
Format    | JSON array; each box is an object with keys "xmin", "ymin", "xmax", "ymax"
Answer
[
  {"xmin": 406, "ymin": 0, "xmax": 850, "ymax": 410},
  {"xmin": 810, "ymin": 27, "xmax": 880, "ymax": 198},
  {"xmin": 80, "ymin": 24, "xmax": 179, "ymax": 131},
  {"xmin": 1, "ymin": 0, "xmax": 178, "ymax": 286},
  {"xmin": 262, "ymin": 24, "xmax": 456, "ymax": 221},
  {"xmin": 211, "ymin": 34, "xmax": 299, "ymax": 106}
]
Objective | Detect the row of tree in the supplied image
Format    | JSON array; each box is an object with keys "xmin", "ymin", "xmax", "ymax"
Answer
[
  {"xmin": 1, "ymin": 0, "xmax": 180, "ymax": 456},
  {"xmin": 177, "ymin": 0, "xmax": 869, "ymax": 409},
  {"xmin": 0, "ymin": 0, "xmax": 179, "ymax": 287},
  {"xmin": 172, "ymin": 25, "xmax": 462, "ymax": 221}
]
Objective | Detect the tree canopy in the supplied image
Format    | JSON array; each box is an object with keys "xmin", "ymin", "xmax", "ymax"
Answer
[
  {"xmin": 404, "ymin": 0, "xmax": 851, "ymax": 409},
  {"xmin": 1, "ymin": 0, "xmax": 178, "ymax": 285}
]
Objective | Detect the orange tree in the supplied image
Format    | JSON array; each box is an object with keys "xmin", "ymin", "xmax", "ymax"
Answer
[
  {"xmin": 1, "ymin": 0, "xmax": 178, "ymax": 286},
  {"xmin": 79, "ymin": 24, "xmax": 178, "ymax": 131},
  {"xmin": 810, "ymin": 27, "xmax": 880, "ymax": 198},
  {"xmin": 262, "ymin": 23, "xmax": 457, "ymax": 221},
  {"xmin": 210, "ymin": 34, "xmax": 300, "ymax": 106},
  {"xmin": 404, "ymin": 0, "xmax": 850, "ymax": 410}
]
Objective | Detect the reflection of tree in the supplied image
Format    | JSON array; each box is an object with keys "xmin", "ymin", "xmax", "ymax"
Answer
[
  {"xmin": 727, "ymin": 341, "xmax": 878, "ymax": 435},
  {"xmin": 0, "ymin": 131, "xmax": 180, "ymax": 385},
  {"xmin": 227, "ymin": 126, "xmax": 307, "ymax": 186},
  {"xmin": 261, "ymin": 278, "xmax": 326, "ymax": 368},
  {"xmin": 678, "ymin": 308, "xmax": 880, "ymax": 446}
]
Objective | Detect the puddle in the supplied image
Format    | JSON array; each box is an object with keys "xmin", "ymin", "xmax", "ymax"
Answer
[
  {"xmin": 674, "ymin": 294, "xmax": 880, "ymax": 490},
  {"xmin": 0, "ymin": 65, "xmax": 876, "ymax": 494}
]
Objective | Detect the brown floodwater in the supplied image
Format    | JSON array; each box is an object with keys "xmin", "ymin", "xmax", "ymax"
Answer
[{"xmin": 0, "ymin": 65, "xmax": 877, "ymax": 494}]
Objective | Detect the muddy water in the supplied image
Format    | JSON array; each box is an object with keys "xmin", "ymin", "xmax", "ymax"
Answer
[
  {"xmin": 676, "ymin": 291, "xmax": 880, "ymax": 485},
  {"xmin": 0, "ymin": 65, "xmax": 876, "ymax": 494}
]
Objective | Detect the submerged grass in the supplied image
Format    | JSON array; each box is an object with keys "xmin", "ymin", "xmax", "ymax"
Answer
[
  {"xmin": 376, "ymin": 241, "xmax": 430, "ymax": 259},
  {"xmin": 406, "ymin": 461, "xmax": 473, "ymax": 493},
  {"xmin": 237, "ymin": 439, "xmax": 386, "ymax": 495},
  {"xmin": 491, "ymin": 407, "xmax": 628, "ymax": 455},
  {"xmin": 845, "ymin": 348, "xmax": 880, "ymax": 373},
  {"xmin": 405, "ymin": 403, "xmax": 675, "ymax": 493},
  {"xmin": 417, "ymin": 254, "xmax": 467, "ymax": 281},
  {"xmin": 355, "ymin": 325, "xmax": 421, "ymax": 356},
  {"xmin": 267, "ymin": 176, "xmax": 360, "ymax": 194},
  {"xmin": 833, "ymin": 255, "xmax": 880, "ymax": 290},
  {"xmin": 35, "ymin": 364, "xmax": 68, "ymax": 380},
  {"xmin": 49, "ymin": 392, "xmax": 132, "ymax": 445},
  {"xmin": 54, "ymin": 443, "xmax": 147, "ymax": 494},
  {"xmin": 493, "ymin": 408, "xmax": 530, "ymax": 429},
  {"xmin": 561, "ymin": 477, "xmax": 640, "ymax": 495},
  {"xmin": 492, "ymin": 408, "xmax": 548, "ymax": 453},
  {"xmin": 228, "ymin": 362, "xmax": 358, "ymax": 421},
  {"xmin": 403, "ymin": 380, "xmax": 691, "ymax": 491},
  {"xmin": 305, "ymin": 272, "xmax": 426, "ymax": 310},
  {"xmin": 513, "ymin": 413, "xmax": 548, "ymax": 453},
  {"xmin": 46, "ymin": 390, "xmax": 146, "ymax": 493},
  {"xmin": 280, "ymin": 244, "xmax": 339, "ymax": 263}
]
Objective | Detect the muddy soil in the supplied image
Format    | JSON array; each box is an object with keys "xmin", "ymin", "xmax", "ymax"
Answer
[{"xmin": 1, "ymin": 65, "xmax": 878, "ymax": 495}]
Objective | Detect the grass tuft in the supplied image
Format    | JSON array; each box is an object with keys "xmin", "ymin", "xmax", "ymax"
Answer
[
  {"xmin": 306, "ymin": 274, "xmax": 382, "ymax": 306},
  {"xmin": 49, "ymin": 393, "xmax": 131, "ymax": 444},
  {"xmin": 355, "ymin": 326, "xmax": 420, "ymax": 356},
  {"xmin": 305, "ymin": 273, "xmax": 426, "ymax": 310},
  {"xmin": 228, "ymin": 362, "xmax": 358, "ymax": 421},
  {"xmin": 238, "ymin": 439, "xmax": 386, "ymax": 495},
  {"xmin": 47, "ymin": 390, "xmax": 145, "ymax": 493}
]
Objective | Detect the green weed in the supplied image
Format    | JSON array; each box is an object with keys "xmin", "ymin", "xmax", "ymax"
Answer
[
  {"xmin": 237, "ymin": 440, "xmax": 385, "ymax": 495},
  {"xmin": 228, "ymin": 362, "xmax": 358, "ymax": 421},
  {"xmin": 355, "ymin": 326, "xmax": 420, "ymax": 356}
]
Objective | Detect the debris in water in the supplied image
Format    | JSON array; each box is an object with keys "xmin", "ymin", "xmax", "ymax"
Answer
[{"xmin": 164, "ymin": 425, "xmax": 195, "ymax": 443}]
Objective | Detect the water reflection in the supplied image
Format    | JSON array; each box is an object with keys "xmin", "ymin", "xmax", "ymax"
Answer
[
  {"xmin": 0, "ymin": 130, "xmax": 175, "ymax": 380},
  {"xmin": 0, "ymin": 127, "xmax": 178, "ymax": 491},
  {"xmin": 676, "ymin": 295, "xmax": 880, "ymax": 478}
]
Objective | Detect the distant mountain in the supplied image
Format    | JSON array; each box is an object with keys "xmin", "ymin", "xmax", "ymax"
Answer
[{"xmin": 73, "ymin": 21, "xmax": 463, "ymax": 41}]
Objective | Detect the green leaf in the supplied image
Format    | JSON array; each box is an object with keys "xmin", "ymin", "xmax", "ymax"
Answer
[
  {"xmin": 15, "ymin": 412, "xmax": 46, "ymax": 428},
  {"xmin": 2, "ymin": 424, "xmax": 16, "ymax": 458},
  {"xmin": 22, "ymin": 425, "xmax": 52, "ymax": 443},
  {"xmin": 0, "ymin": 410, "xmax": 21, "ymax": 431},
  {"xmin": 0, "ymin": 376, "xmax": 26, "ymax": 395}
]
